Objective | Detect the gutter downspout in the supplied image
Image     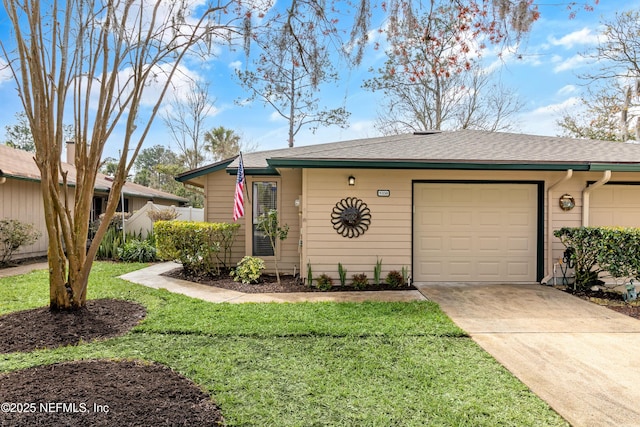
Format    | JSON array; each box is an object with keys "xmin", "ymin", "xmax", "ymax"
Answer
[
  {"xmin": 582, "ymin": 170, "xmax": 611, "ymax": 226},
  {"xmin": 542, "ymin": 170, "xmax": 573, "ymax": 284}
]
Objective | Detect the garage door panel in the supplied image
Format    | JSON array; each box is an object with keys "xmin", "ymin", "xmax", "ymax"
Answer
[
  {"xmin": 414, "ymin": 183, "xmax": 538, "ymax": 282},
  {"xmin": 590, "ymin": 185, "xmax": 640, "ymax": 227}
]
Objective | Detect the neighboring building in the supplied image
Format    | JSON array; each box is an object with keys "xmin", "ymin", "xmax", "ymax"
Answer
[
  {"xmin": 177, "ymin": 130, "xmax": 640, "ymax": 284},
  {"xmin": 0, "ymin": 142, "xmax": 187, "ymax": 259}
]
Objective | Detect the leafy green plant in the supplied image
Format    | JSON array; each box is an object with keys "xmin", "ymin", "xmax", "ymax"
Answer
[
  {"xmin": 554, "ymin": 226, "xmax": 640, "ymax": 289},
  {"xmin": 338, "ymin": 263, "xmax": 347, "ymax": 286},
  {"xmin": 231, "ymin": 256, "xmax": 266, "ymax": 284},
  {"xmin": 0, "ymin": 219, "xmax": 41, "ymax": 266},
  {"xmin": 373, "ymin": 257, "xmax": 383, "ymax": 286},
  {"xmin": 256, "ymin": 209, "xmax": 289, "ymax": 285},
  {"xmin": 316, "ymin": 274, "xmax": 333, "ymax": 291},
  {"xmin": 306, "ymin": 262, "xmax": 313, "ymax": 287},
  {"xmin": 351, "ymin": 273, "xmax": 369, "ymax": 290},
  {"xmin": 96, "ymin": 226, "xmax": 123, "ymax": 261},
  {"xmin": 155, "ymin": 220, "xmax": 240, "ymax": 276},
  {"xmin": 385, "ymin": 270, "xmax": 404, "ymax": 288},
  {"xmin": 118, "ymin": 239, "xmax": 157, "ymax": 263}
]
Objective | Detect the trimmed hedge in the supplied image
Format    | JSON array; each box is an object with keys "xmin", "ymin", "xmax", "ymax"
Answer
[
  {"xmin": 554, "ymin": 226, "xmax": 640, "ymax": 289},
  {"xmin": 155, "ymin": 220, "xmax": 241, "ymax": 276}
]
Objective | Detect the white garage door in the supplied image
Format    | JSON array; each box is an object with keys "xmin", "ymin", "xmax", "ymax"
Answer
[
  {"xmin": 413, "ymin": 183, "xmax": 538, "ymax": 282},
  {"xmin": 590, "ymin": 185, "xmax": 640, "ymax": 227}
]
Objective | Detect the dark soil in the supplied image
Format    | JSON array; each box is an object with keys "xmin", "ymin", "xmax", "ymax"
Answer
[
  {"xmin": 0, "ymin": 359, "xmax": 224, "ymax": 426},
  {"xmin": 0, "ymin": 299, "xmax": 224, "ymax": 426},
  {"xmin": 562, "ymin": 286, "xmax": 640, "ymax": 319},
  {"xmin": 163, "ymin": 267, "xmax": 417, "ymax": 293},
  {"xmin": 0, "ymin": 299, "xmax": 146, "ymax": 354}
]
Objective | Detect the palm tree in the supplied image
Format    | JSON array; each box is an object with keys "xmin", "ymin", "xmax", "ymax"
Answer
[{"xmin": 204, "ymin": 126, "xmax": 241, "ymax": 161}]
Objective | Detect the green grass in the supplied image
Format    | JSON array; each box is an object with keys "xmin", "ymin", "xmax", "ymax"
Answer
[{"xmin": 0, "ymin": 262, "xmax": 568, "ymax": 426}]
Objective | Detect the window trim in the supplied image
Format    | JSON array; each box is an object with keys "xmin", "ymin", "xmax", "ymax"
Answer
[{"xmin": 249, "ymin": 177, "xmax": 282, "ymax": 259}]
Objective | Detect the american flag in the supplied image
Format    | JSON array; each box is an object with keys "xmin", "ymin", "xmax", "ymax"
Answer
[{"xmin": 233, "ymin": 154, "xmax": 245, "ymax": 221}]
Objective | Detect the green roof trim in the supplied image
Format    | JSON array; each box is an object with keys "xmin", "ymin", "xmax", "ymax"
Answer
[
  {"xmin": 229, "ymin": 167, "xmax": 280, "ymax": 176},
  {"xmin": 175, "ymin": 158, "xmax": 235, "ymax": 182},
  {"xmin": 267, "ymin": 158, "xmax": 594, "ymax": 171},
  {"xmin": 589, "ymin": 163, "xmax": 640, "ymax": 172}
]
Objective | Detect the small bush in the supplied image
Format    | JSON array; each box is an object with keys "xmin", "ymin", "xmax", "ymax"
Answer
[
  {"xmin": 351, "ymin": 273, "xmax": 368, "ymax": 290},
  {"xmin": 231, "ymin": 256, "xmax": 266, "ymax": 284},
  {"xmin": 0, "ymin": 219, "xmax": 41, "ymax": 266},
  {"xmin": 385, "ymin": 270, "xmax": 405, "ymax": 288},
  {"xmin": 316, "ymin": 274, "xmax": 333, "ymax": 291},
  {"xmin": 147, "ymin": 207, "xmax": 179, "ymax": 222},
  {"xmin": 155, "ymin": 220, "xmax": 240, "ymax": 275},
  {"xmin": 118, "ymin": 239, "xmax": 157, "ymax": 263}
]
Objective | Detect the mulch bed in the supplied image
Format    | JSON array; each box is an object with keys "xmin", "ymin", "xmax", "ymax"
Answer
[
  {"xmin": 163, "ymin": 267, "xmax": 417, "ymax": 293},
  {"xmin": 562, "ymin": 286, "xmax": 640, "ymax": 319},
  {"xmin": 0, "ymin": 359, "xmax": 224, "ymax": 426},
  {"xmin": 0, "ymin": 299, "xmax": 146, "ymax": 354}
]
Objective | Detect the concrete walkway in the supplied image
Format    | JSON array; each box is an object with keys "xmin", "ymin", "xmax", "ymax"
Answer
[
  {"xmin": 120, "ymin": 262, "xmax": 426, "ymax": 303},
  {"xmin": 0, "ymin": 261, "xmax": 49, "ymax": 278},
  {"xmin": 415, "ymin": 282, "xmax": 640, "ymax": 427}
]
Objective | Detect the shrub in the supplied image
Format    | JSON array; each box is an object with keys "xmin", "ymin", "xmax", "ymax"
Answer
[
  {"xmin": 351, "ymin": 273, "xmax": 368, "ymax": 290},
  {"xmin": 118, "ymin": 239, "xmax": 157, "ymax": 263},
  {"xmin": 0, "ymin": 219, "xmax": 41, "ymax": 266},
  {"xmin": 385, "ymin": 270, "xmax": 404, "ymax": 288},
  {"xmin": 316, "ymin": 274, "xmax": 333, "ymax": 291},
  {"xmin": 155, "ymin": 220, "xmax": 240, "ymax": 276},
  {"xmin": 554, "ymin": 226, "xmax": 640, "ymax": 289},
  {"xmin": 231, "ymin": 256, "xmax": 265, "ymax": 284},
  {"xmin": 147, "ymin": 207, "xmax": 179, "ymax": 223}
]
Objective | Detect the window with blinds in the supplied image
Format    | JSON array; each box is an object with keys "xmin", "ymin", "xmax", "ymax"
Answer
[{"xmin": 252, "ymin": 181, "xmax": 277, "ymax": 256}]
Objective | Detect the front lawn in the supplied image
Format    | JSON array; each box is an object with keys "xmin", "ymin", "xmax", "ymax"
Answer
[{"xmin": 0, "ymin": 262, "xmax": 567, "ymax": 426}]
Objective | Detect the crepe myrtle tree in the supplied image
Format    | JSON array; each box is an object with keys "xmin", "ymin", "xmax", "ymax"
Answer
[
  {"xmin": 0, "ymin": 0, "xmax": 248, "ymax": 310},
  {"xmin": 0, "ymin": 0, "xmax": 597, "ymax": 311}
]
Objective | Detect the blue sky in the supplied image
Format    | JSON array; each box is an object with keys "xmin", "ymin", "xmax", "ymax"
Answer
[{"xmin": 0, "ymin": 1, "xmax": 637, "ymax": 162}]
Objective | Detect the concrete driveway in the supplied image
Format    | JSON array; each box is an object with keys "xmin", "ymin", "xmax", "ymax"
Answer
[{"xmin": 415, "ymin": 283, "xmax": 640, "ymax": 427}]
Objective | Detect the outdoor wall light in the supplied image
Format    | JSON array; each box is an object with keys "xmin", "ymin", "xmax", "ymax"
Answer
[
  {"xmin": 348, "ymin": 175, "xmax": 356, "ymax": 186},
  {"xmin": 559, "ymin": 194, "xmax": 575, "ymax": 211}
]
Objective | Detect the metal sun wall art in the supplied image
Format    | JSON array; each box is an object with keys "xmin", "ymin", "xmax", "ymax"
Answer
[{"xmin": 331, "ymin": 197, "xmax": 371, "ymax": 238}]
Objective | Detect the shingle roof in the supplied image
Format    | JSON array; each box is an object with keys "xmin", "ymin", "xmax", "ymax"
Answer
[
  {"xmin": 222, "ymin": 130, "xmax": 640, "ymax": 172},
  {"xmin": 0, "ymin": 143, "xmax": 188, "ymax": 203}
]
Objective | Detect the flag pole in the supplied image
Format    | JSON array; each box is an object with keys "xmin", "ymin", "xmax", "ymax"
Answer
[{"xmin": 239, "ymin": 152, "xmax": 251, "ymax": 204}]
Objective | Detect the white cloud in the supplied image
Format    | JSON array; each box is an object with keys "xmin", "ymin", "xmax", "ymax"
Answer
[
  {"xmin": 517, "ymin": 97, "xmax": 582, "ymax": 136},
  {"xmin": 557, "ymin": 85, "xmax": 578, "ymax": 96},
  {"xmin": 553, "ymin": 54, "xmax": 590, "ymax": 73},
  {"xmin": 228, "ymin": 60, "xmax": 242, "ymax": 71},
  {"xmin": 269, "ymin": 111, "xmax": 285, "ymax": 123},
  {"xmin": 548, "ymin": 28, "xmax": 600, "ymax": 49}
]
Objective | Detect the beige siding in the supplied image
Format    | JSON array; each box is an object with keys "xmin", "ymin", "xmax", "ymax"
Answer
[
  {"xmin": 302, "ymin": 169, "xmax": 413, "ymax": 283},
  {"xmin": 204, "ymin": 168, "xmax": 246, "ymax": 267},
  {"xmin": 301, "ymin": 169, "xmax": 617, "ymax": 283},
  {"xmin": 0, "ymin": 178, "xmax": 48, "ymax": 259},
  {"xmin": 201, "ymin": 166, "xmax": 640, "ymax": 283}
]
